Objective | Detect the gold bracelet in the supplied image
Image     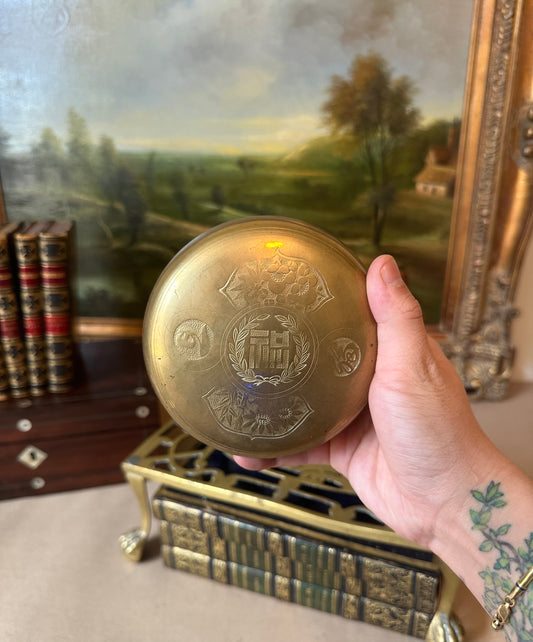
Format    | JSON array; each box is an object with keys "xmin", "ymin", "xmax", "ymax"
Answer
[{"xmin": 491, "ymin": 566, "xmax": 533, "ymax": 630}]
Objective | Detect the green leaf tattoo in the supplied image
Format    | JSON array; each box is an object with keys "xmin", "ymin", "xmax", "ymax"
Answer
[{"xmin": 471, "ymin": 482, "xmax": 533, "ymax": 640}]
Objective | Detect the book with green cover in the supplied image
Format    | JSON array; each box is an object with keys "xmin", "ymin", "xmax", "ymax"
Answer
[
  {"xmin": 161, "ymin": 543, "xmax": 432, "ymax": 639},
  {"xmin": 152, "ymin": 488, "xmax": 440, "ymax": 615},
  {"xmin": 159, "ymin": 519, "xmax": 354, "ymax": 593}
]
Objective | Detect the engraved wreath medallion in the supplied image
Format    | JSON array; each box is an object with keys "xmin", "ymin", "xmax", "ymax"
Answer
[{"xmin": 228, "ymin": 311, "xmax": 310, "ymax": 388}]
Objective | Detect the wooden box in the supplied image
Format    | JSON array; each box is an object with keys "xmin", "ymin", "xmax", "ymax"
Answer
[{"xmin": 0, "ymin": 338, "xmax": 161, "ymax": 500}]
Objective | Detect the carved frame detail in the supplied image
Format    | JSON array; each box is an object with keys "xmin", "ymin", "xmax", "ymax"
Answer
[{"xmin": 439, "ymin": 0, "xmax": 533, "ymax": 399}]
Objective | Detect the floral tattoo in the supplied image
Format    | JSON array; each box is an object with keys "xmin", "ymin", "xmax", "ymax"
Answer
[{"xmin": 470, "ymin": 481, "xmax": 533, "ymax": 641}]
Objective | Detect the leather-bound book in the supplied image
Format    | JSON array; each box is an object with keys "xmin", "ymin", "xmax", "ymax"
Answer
[
  {"xmin": 153, "ymin": 488, "xmax": 440, "ymax": 617},
  {"xmin": 160, "ymin": 543, "xmax": 433, "ymax": 639},
  {"xmin": 13, "ymin": 221, "xmax": 51, "ymax": 396},
  {"xmin": 0, "ymin": 221, "xmax": 28, "ymax": 397},
  {"xmin": 38, "ymin": 221, "xmax": 74, "ymax": 393}
]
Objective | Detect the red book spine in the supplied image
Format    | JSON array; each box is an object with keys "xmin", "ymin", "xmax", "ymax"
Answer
[
  {"xmin": 38, "ymin": 222, "xmax": 74, "ymax": 393},
  {"xmin": 0, "ymin": 222, "xmax": 28, "ymax": 397},
  {"xmin": 14, "ymin": 221, "xmax": 51, "ymax": 396}
]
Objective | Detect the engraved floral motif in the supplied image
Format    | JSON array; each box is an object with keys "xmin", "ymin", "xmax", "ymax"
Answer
[
  {"xmin": 220, "ymin": 248, "xmax": 333, "ymax": 313},
  {"xmin": 203, "ymin": 387, "xmax": 313, "ymax": 438}
]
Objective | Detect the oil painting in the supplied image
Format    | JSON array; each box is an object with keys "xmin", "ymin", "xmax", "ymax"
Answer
[{"xmin": 0, "ymin": 0, "xmax": 474, "ymax": 325}]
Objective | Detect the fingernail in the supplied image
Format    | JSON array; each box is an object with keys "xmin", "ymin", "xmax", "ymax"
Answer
[{"xmin": 380, "ymin": 257, "xmax": 404, "ymax": 287}]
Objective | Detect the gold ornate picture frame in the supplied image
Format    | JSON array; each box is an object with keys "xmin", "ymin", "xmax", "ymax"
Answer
[{"xmin": 439, "ymin": 0, "xmax": 533, "ymax": 399}]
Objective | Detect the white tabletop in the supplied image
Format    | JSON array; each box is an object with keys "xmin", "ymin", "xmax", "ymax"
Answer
[{"xmin": 1, "ymin": 382, "xmax": 531, "ymax": 642}]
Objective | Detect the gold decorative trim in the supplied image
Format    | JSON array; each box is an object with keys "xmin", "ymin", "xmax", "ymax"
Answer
[
  {"xmin": 441, "ymin": 0, "xmax": 533, "ymax": 399},
  {"xmin": 73, "ymin": 317, "xmax": 143, "ymax": 338}
]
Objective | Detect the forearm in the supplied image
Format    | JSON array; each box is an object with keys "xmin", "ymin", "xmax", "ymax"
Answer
[{"xmin": 430, "ymin": 444, "xmax": 533, "ymax": 641}]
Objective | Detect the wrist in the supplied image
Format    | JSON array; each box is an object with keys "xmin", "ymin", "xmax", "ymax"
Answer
[{"xmin": 429, "ymin": 442, "xmax": 533, "ymax": 610}]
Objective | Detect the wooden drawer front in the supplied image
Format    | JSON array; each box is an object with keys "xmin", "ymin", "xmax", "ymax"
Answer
[
  {"xmin": 0, "ymin": 391, "xmax": 160, "ymax": 444},
  {"xmin": 0, "ymin": 426, "xmax": 151, "ymax": 500}
]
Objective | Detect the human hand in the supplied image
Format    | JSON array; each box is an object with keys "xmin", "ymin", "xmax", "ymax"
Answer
[{"xmin": 234, "ymin": 255, "xmax": 502, "ymax": 551}]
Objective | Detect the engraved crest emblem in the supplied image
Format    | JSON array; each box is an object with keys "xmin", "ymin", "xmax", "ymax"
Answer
[
  {"xmin": 227, "ymin": 310, "xmax": 311, "ymax": 389},
  {"xmin": 207, "ymin": 246, "xmax": 333, "ymax": 438}
]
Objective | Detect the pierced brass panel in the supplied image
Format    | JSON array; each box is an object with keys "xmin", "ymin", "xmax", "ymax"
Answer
[{"xmin": 123, "ymin": 422, "xmax": 425, "ymax": 555}]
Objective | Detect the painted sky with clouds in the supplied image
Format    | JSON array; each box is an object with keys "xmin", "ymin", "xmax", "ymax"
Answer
[{"xmin": 1, "ymin": 0, "xmax": 474, "ymax": 154}]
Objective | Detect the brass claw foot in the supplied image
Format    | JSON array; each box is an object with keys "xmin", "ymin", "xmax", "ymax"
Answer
[
  {"xmin": 119, "ymin": 528, "xmax": 148, "ymax": 562},
  {"xmin": 426, "ymin": 562, "xmax": 464, "ymax": 641},
  {"xmin": 119, "ymin": 470, "xmax": 151, "ymax": 562},
  {"xmin": 426, "ymin": 612, "xmax": 464, "ymax": 642}
]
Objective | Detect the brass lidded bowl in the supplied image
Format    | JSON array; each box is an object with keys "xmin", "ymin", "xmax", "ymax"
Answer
[{"xmin": 143, "ymin": 217, "xmax": 376, "ymax": 458}]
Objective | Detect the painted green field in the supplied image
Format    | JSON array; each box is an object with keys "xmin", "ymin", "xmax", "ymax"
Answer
[{"xmin": 4, "ymin": 150, "xmax": 453, "ymax": 323}]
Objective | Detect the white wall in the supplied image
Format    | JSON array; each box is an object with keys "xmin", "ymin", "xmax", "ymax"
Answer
[{"xmin": 512, "ymin": 233, "xmax": 533, "ymax": 381}]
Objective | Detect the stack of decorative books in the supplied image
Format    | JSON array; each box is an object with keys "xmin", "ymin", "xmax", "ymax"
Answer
[
  {"xmin": 0, "ymin": 220, "xmax": 74, "ymax": 398},
  {"xmin": 152, "ymin": 486, "xmax": 439, "ymax": 639}
]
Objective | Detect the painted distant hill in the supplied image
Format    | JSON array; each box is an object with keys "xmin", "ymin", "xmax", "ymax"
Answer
[{"xmin": 280, "ymin": 136, "xmax": 353, "ymax": 170}]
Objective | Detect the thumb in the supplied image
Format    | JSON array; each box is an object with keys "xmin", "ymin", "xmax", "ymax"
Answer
[{"xmin": 366, "ymin": 255, "xmax": 430, "ymax": 372}]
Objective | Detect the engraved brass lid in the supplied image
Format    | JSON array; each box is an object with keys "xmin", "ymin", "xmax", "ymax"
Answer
[{"xmin": 143, "ymin": 217, "xmax": 376, "ymax": 458}]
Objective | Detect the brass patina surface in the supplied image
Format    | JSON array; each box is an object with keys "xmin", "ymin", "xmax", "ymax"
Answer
[{"xmin": 143, "ymin": 217, "xmax": 376, "ymax": 458}]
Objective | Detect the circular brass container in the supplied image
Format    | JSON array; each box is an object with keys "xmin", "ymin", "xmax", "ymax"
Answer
[{"xmin": 143, "ymin": 217, "xmax": 376, "ymax": 458}]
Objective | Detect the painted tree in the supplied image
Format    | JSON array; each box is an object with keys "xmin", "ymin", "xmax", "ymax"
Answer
[
  {"xmin": 322, "ymin": 53, "xmax": 420, "ymax": 246},
  {"xmin": 66, "ymin": 107, "xmax": 93, "ymax": 187},
  {"xmin": 211, "ymin": 184, "xmax": 225, "ymax": 213},
  {"xmin": 33, "ymin": 127, "xmax": 66, "ymax": 185},
  {"xmin": 144, "ymin": 151, "xmax": 157, "ymax": 209},
  {"xmin": 237, "ymin": 156, "xmax": 256, "ymax": 177},
  {"xmin": 170, "ymin": 170, "xmax": 190, "ymax": 220},
  {"xmin": 116, "ymin": 165, "xmax": 147, "ymax": 245},
  {"xmin": 96, "ymin": 135, "xmax": 120, "ymax": 204}
]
